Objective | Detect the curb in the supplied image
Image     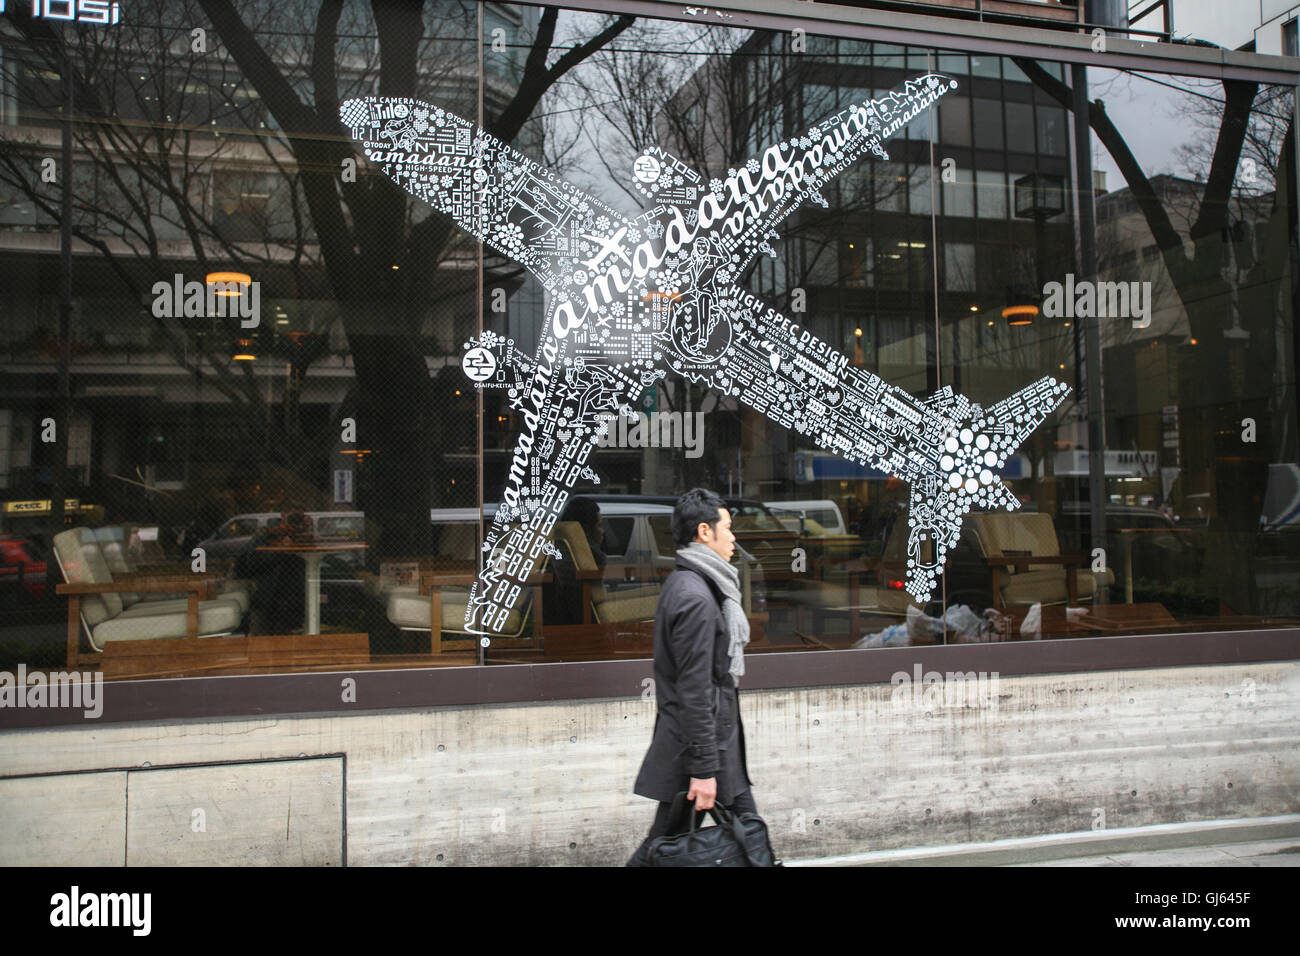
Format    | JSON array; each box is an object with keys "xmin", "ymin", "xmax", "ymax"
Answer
[{"xmin": 784, "ymin": 814, "xmax": 1300, "ymax": 866}]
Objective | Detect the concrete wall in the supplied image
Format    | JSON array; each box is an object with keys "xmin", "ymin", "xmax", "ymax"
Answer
[
  {"xmin": 1, "ymin": 661, "xmax": 1297, "ymax": 865},
  {"xmin": 0, "ymin": 758, "xmax": 344, "ymax": 866}
]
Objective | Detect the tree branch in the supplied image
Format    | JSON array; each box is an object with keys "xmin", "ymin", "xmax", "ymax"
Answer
[
  {"xmin": 1190, "ymin": 78, "xmax": 1259, "ymax": 241},
  {"xmin": 199, "ymin": 0, "xmax": 359, "ymax": 300},
  {"xmin": 310, "ymin": 0, "xmax": 346, "ymax": 127},
  {"xmin": 491, "ymin": 14, "xmax": 634, "ymax": 142},
  {"xmin": 197, "ymin": 0, "xmax": 323, "ymax": 135},
  {"xmin": 1013, "ymin": 57, "xmax": 1186, "ymax": 259}
]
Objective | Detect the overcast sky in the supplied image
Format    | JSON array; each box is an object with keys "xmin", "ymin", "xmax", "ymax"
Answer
[
  {"xmin": 1086, "ymin": 68, "xmax": 1225, "ymax": 193},
  {"xmin": 539, "ymin": 14, "xmax": 1284, "ymax": 209}
]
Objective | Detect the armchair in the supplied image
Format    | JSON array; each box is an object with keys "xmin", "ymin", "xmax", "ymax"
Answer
[
  {"xmin": 551, "ymin": 521, "xmax": 663, "ymax": 625},
  {"xmin": 384, "ymin": 540, "xmax": 551, "ymax": 652},
  {"xmin": 52, "ymin": 529, "xmax": 244, "ymax": 667},
  {"xmin": 967, "ymin": 512, "xmax": 1114, "ymax": 609},
  {"xmin": 94, "ymin": 525, "xmax": 251, "ymax": 614}
]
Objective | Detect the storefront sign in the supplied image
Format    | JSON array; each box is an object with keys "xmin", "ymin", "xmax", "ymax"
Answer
[
  {"xmin": 333, "ymin": 469, "xmax": 353, "ymax": 505},
  {"xmin": 1053, "ymin": 449, "xmax": 1157, "ymax": 477},
  {"xmin": 3, "ymin": 0, "xmax": 121, "ymax": 24},
  {"xmin": 3, "ymin": 498, "xmax": 79, "ymax": 514}
]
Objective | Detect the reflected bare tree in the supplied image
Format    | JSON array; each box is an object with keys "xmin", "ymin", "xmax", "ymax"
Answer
[
  {"xmin": 1014, "ymin": 59, "xmax": 1297, "ymax": 614},
  {"xmin": 563, "ymin": 25, "xmax": 917, "ymax": 493},
  {"xmin": 0, "ymin": 0, "xmax": 630, "ymax": 551}
]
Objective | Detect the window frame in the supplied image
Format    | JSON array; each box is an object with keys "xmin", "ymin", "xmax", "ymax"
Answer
[
  {"xmin": 6, "ymin": 0, "xmax": 1296, "ymax": 730},
  {"xmin": 3, "ymin": 626, "xmax": 1295, "ymax": 729}
]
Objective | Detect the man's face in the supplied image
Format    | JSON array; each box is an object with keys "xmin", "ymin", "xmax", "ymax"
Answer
[{"xmin": 697, "ymin": 507, "xmax": 735, "ymax": 563}]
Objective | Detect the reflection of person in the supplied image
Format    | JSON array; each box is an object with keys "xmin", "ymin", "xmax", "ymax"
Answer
[
  {"xmin": 184, "ymin": 460, "xmax": 262, "ymax": 555},
  {"xmin": 565, "ymin": 497, "xmax": 606, "ymax": 567},
  {"xmin": 237, "ymin": 520, "xmax": 305, "ymax": 634},
  {"xmin": 214, "ymin": 463, "xmax": 302, "ymax": 634},
  {"xmin": 551, "ymin": 497, "xmax": 606, "ymax": 625},
  {"xmin": 858, "ymin": 477, "xmax": 907, "ymax": 555},
  {"xmin": 632, "ymin": 488, "xmax": 755, "ymax": 846}
]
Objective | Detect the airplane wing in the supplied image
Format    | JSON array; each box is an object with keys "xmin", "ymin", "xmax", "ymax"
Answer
[
  {"xmin": 672, "ymin": 283, "xmax": 1069, "ymax": 604},
  {"xmin": 721, "ymin": 73, "xmax": 958, "ymax": 274},
  {"xmin": 675, "ymin": 283, "xmax": 943, "ymax": 487},
  {"xmin": 339, "ymin": 96, "xmax": 629, "ymax": 296}
]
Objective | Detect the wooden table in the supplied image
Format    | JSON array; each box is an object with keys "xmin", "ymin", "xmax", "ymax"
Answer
[
  {"xmin": 1000, "ymin": 602, "xmax": 1179, "ymax": 639},
  {"xmin": 255, "ymin": 540, "xmax": 367, "ymax": 635}
]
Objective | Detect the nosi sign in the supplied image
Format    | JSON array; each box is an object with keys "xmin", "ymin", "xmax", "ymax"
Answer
[{"xmin": 1, "ymin": 0, "xmax": 122, "ymax": 25}]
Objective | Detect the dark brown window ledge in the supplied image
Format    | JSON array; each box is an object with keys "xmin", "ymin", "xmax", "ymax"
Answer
[{"xmin": 0, "ymin": 627, "xmax": 1296, "ymax": 730}]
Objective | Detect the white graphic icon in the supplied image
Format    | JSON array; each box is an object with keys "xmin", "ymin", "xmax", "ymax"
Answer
[
  {"xmin": 633, "ymin": 154, "xmax": 662, "ymax": 184},
  {"xmin": 461, "ymin": 346, "xmax": 497, "ymax": 382},
  {"xmin": 341, "ymin": 73, "xmax": 1070, "ymax": 635}
]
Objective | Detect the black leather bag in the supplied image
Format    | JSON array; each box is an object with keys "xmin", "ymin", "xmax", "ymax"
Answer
[{"xmin": 627, "ymin": 793, "xmax": 779, "ymax": 867}]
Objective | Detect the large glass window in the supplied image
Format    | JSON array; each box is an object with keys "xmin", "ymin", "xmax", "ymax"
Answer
[{"xmin": 0, "ymin": 1, "xmax": 1295, "ymax": 687}]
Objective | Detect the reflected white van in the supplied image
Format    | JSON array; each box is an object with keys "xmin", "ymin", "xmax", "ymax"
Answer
[{"xmin": 765, "ymin": 499, "xmax": 847, "ymax": 535}]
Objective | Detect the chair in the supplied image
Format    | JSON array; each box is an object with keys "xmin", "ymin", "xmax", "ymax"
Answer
[
  {"xmin": 384, "ymin": 529, "xmax": 552, "ymax": 652},
  {"xmin": 94, "ymin": 526, "xmax": 252, "ymax": 613},
  {"xmin": 551, "ymin": 521, "xmax": 662, "ymax": 624},
  {"xmin": 53, "ymin": 529, "xmax": 245, "ymax": 667},
  {"xmin": 788, "ymin": 515, "xmax": 924, "ymax": 644},
  {"xmin": 385, "ymin": 569, "xmax": 539, "ymax": 651},
  {"xmin": 967, "ymin": 512, "xmax": 1115, "ymax": 609}
]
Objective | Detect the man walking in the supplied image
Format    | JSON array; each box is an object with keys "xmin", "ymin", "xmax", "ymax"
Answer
[{"xmin": 633, "ymin": 487, "xmax": 755, "ymax": 841}]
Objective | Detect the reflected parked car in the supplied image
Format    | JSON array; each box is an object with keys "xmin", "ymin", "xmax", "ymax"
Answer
[
  {"xmin": 0, "ymin": 534, "xmax": 48, "ymax": 606},
  {"xmin": 197, "ymin": 511, "xmax": 365, "ymax": 561},
  {"xmin": 421, "ymin": 497, "xmax": 776, "ymax": 616},
  {"xmin": 586, "ymin": 495, "xmax": 795, "ymax": 614},
  {"xmin": 765, "ymin": 499, "xmax": 848, "ymax": 534}
]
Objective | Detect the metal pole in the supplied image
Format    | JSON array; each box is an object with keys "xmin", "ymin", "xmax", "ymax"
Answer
[
  {"xmin": 1071, "ymin": 62, "xmax": 1108, "ymax": 603},
  {"xmin": 51, "ymin": 37, "xmax": 74, "ymax": 537},
  {"xmin": 476, "ymin": 1, "xmax": 486, "ymax": 664}
]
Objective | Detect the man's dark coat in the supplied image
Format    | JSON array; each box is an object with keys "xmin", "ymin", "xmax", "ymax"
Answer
[{"xmin": 634, "ymin": 558, "xmax": 752, "ymax": 804}]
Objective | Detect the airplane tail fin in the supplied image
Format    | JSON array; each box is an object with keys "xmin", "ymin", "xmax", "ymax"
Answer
[{"xmin": 903, "ymin": 375, "xmax": 1072, "ymax": 604}]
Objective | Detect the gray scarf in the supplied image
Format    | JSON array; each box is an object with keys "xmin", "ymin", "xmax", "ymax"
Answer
[{"xmin": 676, "ymin": 541, "xmax": 750, "ymax": 684}]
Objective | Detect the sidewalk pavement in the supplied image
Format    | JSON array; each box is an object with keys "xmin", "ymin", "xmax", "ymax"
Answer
[
  {"xmin": 1011, "ymin": 837, "xmax": 1299, "ymax": 866},
  {"xmin": 787, "ymin": 814, "xmax": 1300, "ymax": 867}
]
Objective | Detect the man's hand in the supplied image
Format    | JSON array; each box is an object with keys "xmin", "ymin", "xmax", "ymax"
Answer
[{"xmin": 688, "ymin": 776, "xmax": 717, "ymax": 811}]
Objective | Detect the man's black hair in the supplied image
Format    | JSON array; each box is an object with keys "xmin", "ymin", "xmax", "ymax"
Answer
[{"xmin": 672, "ymin": 487, "xmax": 727, "ymax": 547}]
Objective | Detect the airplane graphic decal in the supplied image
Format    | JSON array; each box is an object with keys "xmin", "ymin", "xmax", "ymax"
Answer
[{"xmin": 340, "ymin": 73, "xmax": 1071, "ymax": 637}]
